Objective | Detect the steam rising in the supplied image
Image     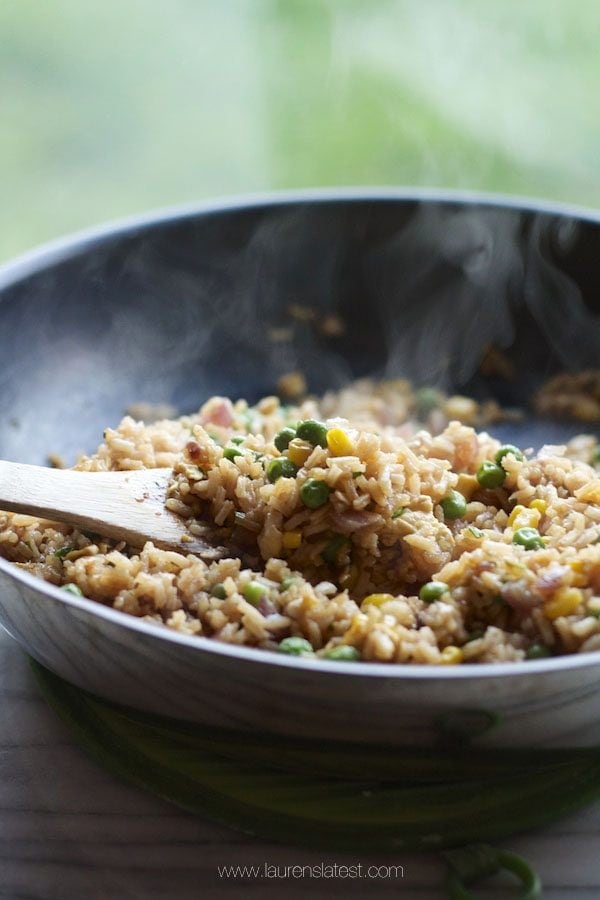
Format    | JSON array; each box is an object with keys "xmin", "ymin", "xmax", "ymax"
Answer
[
  {"xmin": 368, "ymin": 206, "xmax": 522, "ymax": 385},
  {"xmin": 1, "ymin": 198, "xmax": 599, "ymax": 464},
  {"xmin": 524, "ymin": 217, "xmax": 599, "ymax": 369},
  {"xmin": 365, "ymin": 204, "xmax": 599, "ymax": 386}
]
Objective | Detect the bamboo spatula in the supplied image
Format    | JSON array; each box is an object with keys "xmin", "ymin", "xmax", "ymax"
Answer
[{"xmin": 0, "ymin": 461, "xmax": 224, "ymax": 559}]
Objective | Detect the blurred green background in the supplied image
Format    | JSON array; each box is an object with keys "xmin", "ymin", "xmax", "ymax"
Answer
[{"xmin": 1, "ymin": 0, "xmax": 598, "ymax": 261}]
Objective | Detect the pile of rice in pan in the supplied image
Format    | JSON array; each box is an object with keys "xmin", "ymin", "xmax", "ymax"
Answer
[{"xmin": 2, "ymin": 378, "xmax": 600, "ymax": 665}]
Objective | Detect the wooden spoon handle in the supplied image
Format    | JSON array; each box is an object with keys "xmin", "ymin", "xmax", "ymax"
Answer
[{"xmin": 0, "ymin": 461, "xmax": 223, "ymax": 559}]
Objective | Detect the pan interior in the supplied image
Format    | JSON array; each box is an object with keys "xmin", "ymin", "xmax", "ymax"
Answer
[{"xmin": 0, "ymin": 195, "xmax": 598, "ymax": 464}]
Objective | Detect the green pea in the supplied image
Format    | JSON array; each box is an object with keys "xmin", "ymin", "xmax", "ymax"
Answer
[
  {"xmin": 495, "ymin": 444, "xmax": 524, "ymax": 466},
  {"xmin": 440, "ymin": 490, "xmax": 467, "ymax": 520},
  {"xmin": 391, "ymin": 507, "xmax": 404, "ymax": 519},
  {"xmin": 243, "ymin": 581, "xmax": 265, "ymax": 606},
  {"xmin": 61, "ymin": 583, "xmax": 83, "ymax": 597},
  {"xmin": 526, "ymin": 642, "xmax": 552, "ymax": 659},
  {"xmin": 419, "ymin": 581, "xmax": 448, "ymax": 603},
  {"xmin": 476, "ymin": 461, "xmax": 506, "ymax": 488},
  {"xmin": 512, "ymin": 527, "xmax": 546, "ymax": 551},
  {"xmin": 415, "ymin": 386, "xmax": 442, "ymax": 414},
  {"xmin": 266, "ymin": 457, "xmax": 299, "ymax": 483},
  {"xmin": 211, "ymin": 583, "xmax": 227, "ymax": 600},
  {"xmin": 223, "ymin": 446, "xmax": 242, "ymax": 462},
  {"xmin": 274, "ymin": 427, "xmax": 297, "ymax": 452},
  {"xmin": 229, "ymin": 436, "xmax": 245, "ymax": 446},
  {"xmin": 279, "ymin": 576, "xmax": 297, "ymax": 592},
  {"xmin": 322, "ymin": 534, "xmax": 349, "ymax": 564},
  {"xmin": 296, "ymin": 419, "xmax": 328, "ymax": 447},
  {"xmin": 278, "ymin": 636, "xmax": 314, "ymax": 656},
  {"xmin": 300, "ymin": 478, "xmax": 331, "ymax": 509},
  {"xmin": 324, "ymin": 645, "xmax": 361, "ymax": 661},
  {"xmin": 590, "ymin": 447, "xmax": 600, "ymax": 468}
]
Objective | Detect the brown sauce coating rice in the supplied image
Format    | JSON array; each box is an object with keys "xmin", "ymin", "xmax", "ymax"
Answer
[{"xmin": 1, "ymin": 379, "xmax": 599, "ymax": 665}]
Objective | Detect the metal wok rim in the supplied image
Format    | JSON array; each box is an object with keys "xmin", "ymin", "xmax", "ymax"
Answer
[{"xmin": 2, "ymin": 185, "xmax": 600, "ymax": 291}]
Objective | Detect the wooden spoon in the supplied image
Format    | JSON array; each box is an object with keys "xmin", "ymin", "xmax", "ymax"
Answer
[{"xmin": 0, "ymin": 461, "xmax": 225, "ymax": 559}]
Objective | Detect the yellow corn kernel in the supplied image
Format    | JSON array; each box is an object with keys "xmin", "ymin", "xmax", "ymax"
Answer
[
  {"xmin": 287, "ymin": 440, "xmax": 312, "ymax": 467},
  {"xmin": 544, "ymin": 586, "xmax": 583, "ymax": 620},
  {"xmin": 440, "ymin": 645, "xmax": 464, "ymax": 664},
  {"xmin": 507, "ymin": 504, "xmax": 526, "ymax": 526},
  {"xmin": 326, "ymin": 427, "xmax": 355, "ymax": 457},
  {"xmin": 568, "ymin": 559, "xmax": 586, "ymax": 586},
  {"xmin": 456, "ymin": 473, "xmax": 478, "ymax": 500},
  {"xmin": 574, "ymin": 480, "xmax": 600, "ymax": 504},
  {"xmin": 529, "ymin": 499, "xmax": 547, "ymax": 514},
  {"xmin": 362, "ymin": 593, "xmax": 395, "ymax": 609},
  {"xmin": 507, "ymin": 504, "xmax": 541, "ymax": 530},
  {"xmin": 282, "ymin": 531, "xmax": 302, "ymax": 550},
  {"xmin": 343, "ymin": 612, "xmax": 369, "ymax": 644},
  {"xmin": 444, "ymin": 395, "xmax": 478, "ymax": 423},
  {"xmin": 515, "ymin": 508, "xmax": 540, "ymax": 529}
]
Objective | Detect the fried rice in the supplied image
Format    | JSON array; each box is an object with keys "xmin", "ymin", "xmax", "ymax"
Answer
[{"xmin": 1, "ymin": 379, "xmax": 599, "ymax": 665}]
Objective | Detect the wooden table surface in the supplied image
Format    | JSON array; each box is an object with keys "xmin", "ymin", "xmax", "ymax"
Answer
[{"xmin": 0, "ymin": 625, "xmax": 598, "ymax": 900}]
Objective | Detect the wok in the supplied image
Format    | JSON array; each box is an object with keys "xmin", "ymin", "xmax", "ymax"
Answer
[{"xmin": 0, "ymin": 188, "xmax": 599, "ymax": 748}]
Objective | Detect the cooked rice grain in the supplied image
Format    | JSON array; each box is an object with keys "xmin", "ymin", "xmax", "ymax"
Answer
[{"xmin": 2, "ymin": 380, "xmax": 600, "ymax": 664}]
